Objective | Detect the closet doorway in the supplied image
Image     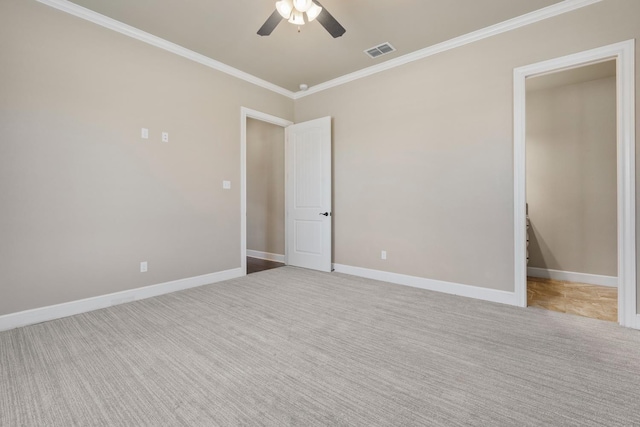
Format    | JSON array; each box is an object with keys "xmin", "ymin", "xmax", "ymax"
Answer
[{"xmin": 513, "ymin": 40, "xmax": 637, "ymax": 328}]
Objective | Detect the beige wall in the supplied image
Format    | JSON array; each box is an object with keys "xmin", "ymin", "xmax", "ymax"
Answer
[
  {"xmin": 294, "ymin": 0, "xmax": 640, "ymax": 298},
  {"xmin": 0, "ymin": 0, "xmax": 293, "ymax": 316},
  {"xmin": 246, "ymin": 119, "xmax": 285, "ymax": 255},
  {"xmin": 526, "ymin": 76, "xmax": 617, "ymax": 276}
]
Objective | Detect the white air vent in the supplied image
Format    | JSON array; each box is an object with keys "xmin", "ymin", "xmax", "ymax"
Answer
[{"xmin": 364, "ymin": 43, "xmax": 396, "ymax": 59}]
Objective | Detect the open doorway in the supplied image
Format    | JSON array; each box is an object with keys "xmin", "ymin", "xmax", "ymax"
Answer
[
  {"xmin": 240, "ymin": 107, "xmax": 293, "ymax": 274},
  {"xmin": 241, "ymin": 108, "xmax": 333, "ymax": 275},
  {"xmin": 525, "ymin": 60, "xmax": 617, "ymax": 321},
  {"xmin": 513, "ymin": 40, "xmax": 637, "ymax": 328},
  {"xmin": 246, "ymin": 117, "xmax": 286, "ymax": 274}
]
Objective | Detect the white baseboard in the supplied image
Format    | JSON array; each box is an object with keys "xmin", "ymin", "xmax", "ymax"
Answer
[
  {"xmin": 0, "ymin": 268, "xmax": 243, "ymax": 332},
  {"xmin": 527, "ymin": 267, "xmax": 617, "ymax": 287},
  {"xmin": 333, "ymin": 264, "xmax": 518, "ymax": 306},
  {"xmin": 246, "ymin": 250, "xmax": 285, "ymax": 263}
]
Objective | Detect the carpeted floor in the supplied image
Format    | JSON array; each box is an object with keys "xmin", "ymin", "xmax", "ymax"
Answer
[{"xmin": 1, "ymin": 267, "xmax": 640, "ymax": 426}]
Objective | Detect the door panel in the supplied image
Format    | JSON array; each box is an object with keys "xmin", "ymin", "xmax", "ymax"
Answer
[
  {"xmin": 294, "ymin": 220, "xmax": 323, "ymax": 254},
  {"xmin": 286, "ymin": 117, "xmax": 332, "ymax": 272}
]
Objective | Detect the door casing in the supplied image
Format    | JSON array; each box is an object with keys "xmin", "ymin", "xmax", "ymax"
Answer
[{"xmin": 513, "ymin": 40, "xmax": 637, "ymax": 328}]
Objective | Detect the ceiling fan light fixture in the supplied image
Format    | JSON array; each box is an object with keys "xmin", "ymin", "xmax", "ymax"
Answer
[
  {"xmin": 258, "ymin": 0, "xmax": 344, "ymax": 38},
  {"xmin": 275, "ymin": 0, "xmax": 293, "ymax": 19},
  {"xmin": 288, "ymin": 9, "xmax": 305, "ymax": 25},
  {"xmin": 292, "ymin": 0, "xmax": 312, "ymax": 13},
  {"xmin": 305, "ymin": 3, "xmax": 322, "ymax": 22}
]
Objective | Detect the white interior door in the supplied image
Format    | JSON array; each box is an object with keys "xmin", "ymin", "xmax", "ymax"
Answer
[{"xmin": 285, "ymin": 116, "xmax": 332, "ymax": 272}]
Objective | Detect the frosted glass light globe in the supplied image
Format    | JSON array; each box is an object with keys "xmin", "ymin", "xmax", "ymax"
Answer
[{"xmin": 293, "ymin": 0, "xmax": 313, "ymax": 13}]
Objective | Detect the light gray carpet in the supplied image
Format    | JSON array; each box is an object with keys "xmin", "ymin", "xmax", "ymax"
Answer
[{"xmin": 1, "ymin": 267, "xmax": 640, "ymax": 426}]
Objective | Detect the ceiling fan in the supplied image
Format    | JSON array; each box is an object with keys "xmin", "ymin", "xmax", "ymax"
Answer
[{"xmin": 257, "ymin": 0, "xmax": 346, "ymax": 38}]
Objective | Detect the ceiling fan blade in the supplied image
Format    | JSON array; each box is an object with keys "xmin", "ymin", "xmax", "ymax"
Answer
[
  {"xmin": 312, "ymin": 1, "xmax": 346, "ymax": 38},
  {"xmin": 257, "ymin": 9, "xmax": 283, "ymax": 36}
]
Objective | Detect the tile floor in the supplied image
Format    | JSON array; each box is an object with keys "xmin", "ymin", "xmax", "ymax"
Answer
[{"xmin": 527, "ymin": 277, "xmax": 617, "ymax": 322}]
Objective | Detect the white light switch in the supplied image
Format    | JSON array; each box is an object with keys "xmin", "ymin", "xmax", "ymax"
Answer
[
  {"xmin": 162, "ymin": 132, "xmax": 169, "ymax": 143},
  {"xmin": 141, "ymin": 128, "xmax": 149, "ymax": 139},
  {"xmin": 140, "ymin": 261, "xmax": 148, "ymax": 273},
  {"xmin": 381, "ymin": 250, "xmax": 387, "ymax": 260},
  {"xmin": 223, "ymin": 181, "xmax": 231, "ymax": 190}
]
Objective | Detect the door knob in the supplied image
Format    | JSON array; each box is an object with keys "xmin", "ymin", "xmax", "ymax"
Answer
[{"xmin": 319, "ymin": 212, "xmax": 330, "ymax": 217}]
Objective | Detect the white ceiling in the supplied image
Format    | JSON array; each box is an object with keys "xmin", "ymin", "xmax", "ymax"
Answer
[{"xmin": 67, "ymin": 0, "xmax": 564, "ymax": 92}]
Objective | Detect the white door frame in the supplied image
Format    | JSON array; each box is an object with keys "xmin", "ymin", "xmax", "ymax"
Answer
[
  {"xmin": 513, "ymin": 40, "xmax": 637, "ymax": 328},
  {"xmin": 240, "ymin": 107, "xmax": 293, "ymax": 276}
]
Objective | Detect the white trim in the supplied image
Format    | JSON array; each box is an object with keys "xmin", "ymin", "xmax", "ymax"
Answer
[
  {"xmin": 240, "ymin": 107, "xmax": 293, "ymax": 276},
  {"xmin": 513, "ymin": 40, "xmax": 636, "ymax": 328},
  {"xmin": 35, "ymin": 0, "xmax": 295, "ymax": 99},
  {"xmin": 246, "ymin": 250, "xmax": 285, "ymax": 263},
  {"xmin": 527, "ymin": 267, "xmax": 618, "ymax": 288},
  {"xmin": 334, "ymin": 264, "xmax": 518, "ymax": 306},
  {"xmin": 36, "ymin": 0, "xmax": 600, "ymax": 100},
  {"xmin": 0, "ymin": 268, "xmax": 242, "ymax": 332},
  {"xmin": 294, "ymin": 0, "xmax": 602, "ymax": 98}
]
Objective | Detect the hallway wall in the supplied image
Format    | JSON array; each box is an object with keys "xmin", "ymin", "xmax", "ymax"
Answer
[{"xmin": 246, "ymin": 119, "xmax": 285, "ymax": 256}]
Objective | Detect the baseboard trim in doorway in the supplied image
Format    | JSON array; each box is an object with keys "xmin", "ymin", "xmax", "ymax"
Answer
[
  {"xmin": 333, "ymin": 264, "xmax": 518, "ymax": 306},
  {"xmin": 527, "ymin": 267, "xmax": 617, "ymax": 287},
  {"xmin": 0, "ymin": 268, "xmax": 243, "ymax": 332},
  {"xmin": 246, "ymin": 250, "xmax": 285, "ymax": 263}
]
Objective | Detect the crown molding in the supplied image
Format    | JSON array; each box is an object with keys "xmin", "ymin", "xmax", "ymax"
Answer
[
  {"xmin": 293, "ymin": 0, "xmax": 603, "ymax": 99},
  {"xmin": 35, "ymin": 0, "xmax": 297, "ymax": 99},
  {"xmin": 36, "ymin": 0, "xmax": 601, "ymax": 101}
]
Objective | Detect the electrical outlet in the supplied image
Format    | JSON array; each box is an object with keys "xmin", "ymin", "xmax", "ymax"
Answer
[
  {"xmin": 162, "ymin": 132, "xmax": 169, "ymax": 143},
  {"xmin": 141, "ymin": 128, "xmax": 149, "ymax": 139},
  {"xmin": 223, "ymin": 181, "xmax": 231, "ymax": 190},
  {"xmin": 140, "ymin": 261, "xmax": 148, "ymax": 273},
  {"xmin": 381, "ymin": 250, "xmax": 387, "ymax": 260}
]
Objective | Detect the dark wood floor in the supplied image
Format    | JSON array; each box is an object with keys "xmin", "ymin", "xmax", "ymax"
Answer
[{"xmin": 247, "ymin": 257, "xmax": 285, "ymax": 274}]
